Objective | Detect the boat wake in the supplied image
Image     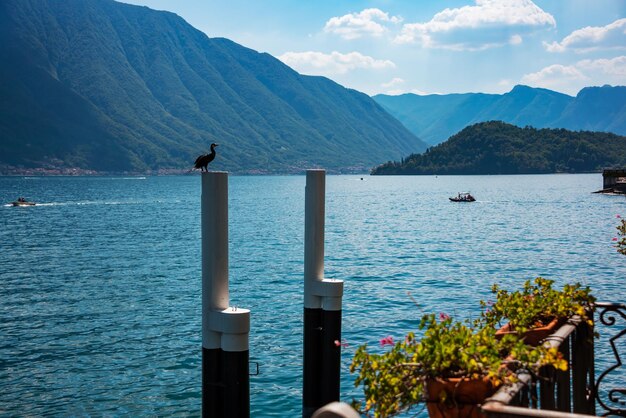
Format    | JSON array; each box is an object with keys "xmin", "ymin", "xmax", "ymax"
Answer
[
  {"xmin": 44, "ymin": 201, "xmax": 143, "ymax": 206},
  {"xmin": 5, "ymin": 199, "xmax": 179, "ymax": 208},
  {"xmin": 107, "ymin": 177, "xmax": 147, "ymax": 180}
]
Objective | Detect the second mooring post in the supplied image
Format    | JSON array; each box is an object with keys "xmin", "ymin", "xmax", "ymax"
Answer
[
  {"xmin": 303, "ymin": 169, "xmax": 344, "ymax": 418},
  {"xmin": 202, "ymin": 171, "xmax": 250, "ymax": 418}
]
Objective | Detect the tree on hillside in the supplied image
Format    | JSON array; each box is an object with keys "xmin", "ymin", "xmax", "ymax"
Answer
[{"xmin": 372, "ymin": 121, "xmax": 626, "ymax": 175}]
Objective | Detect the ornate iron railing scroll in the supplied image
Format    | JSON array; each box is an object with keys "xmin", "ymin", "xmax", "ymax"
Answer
[{"xmin": 595, "ymin": 302, "xmax": 626, "ymax": 417}]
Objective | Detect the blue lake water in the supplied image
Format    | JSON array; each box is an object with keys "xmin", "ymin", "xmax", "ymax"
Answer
[{"xmin": 1, "ymin": 174, "xmax": 625, "ymax": 416}]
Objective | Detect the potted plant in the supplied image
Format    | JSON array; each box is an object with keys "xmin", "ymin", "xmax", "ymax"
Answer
[
  {"xmin": 480, "ymin": 277, "xmax": 595, "ymax": 345},
  {"xmin": 350, "ymin": 313, "xmax": 565, "ymax": 418}
]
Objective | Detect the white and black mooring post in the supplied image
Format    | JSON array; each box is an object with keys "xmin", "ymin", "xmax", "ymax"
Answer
[
  {"xmin": 303, "ymin": 169, "xmax": 344, "ymax": 418},
  {"xmin": 202, "ymin": 171, "xmax": 250, "ymax": 418}
]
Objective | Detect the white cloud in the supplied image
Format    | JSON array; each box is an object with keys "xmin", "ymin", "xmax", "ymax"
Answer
[
  {"xmin": 395, "ymin": 0, "xmax": 555, "ymax": 51},
  {"xmin": 544, "ymin": 18, "xmax": 626, "ymax": 53},
  {"xmin": 384, "ymin": 89, "xmax": 406, "ymax": 96},
  {"xmin": 498, "ymin": 79, "xmax": 514, "ymax": 91},
  {"xmin": 521, "ymin": 64, "xmax": 587, "ymax": 85},
  {"xmin": 410, "ymin": 89, "xmax": 436, "ymax": 95},
  {"xmin": 381, "ymin": 77, "xmax": 405, "ymax": 88},
  {"xmin": 577, "ymin": 56, "xmax": 626, "ymax": 77},
  {"xmin": 380, "ymin": 78, "xmax": 407, "ymax": 95},
  {"xmin": 324, "ymin": 8, "xmax": 402, "ymax": 40},
  {"xmin": 520, "ymin": 56, "xmax": 626, "ymax": 95},
  {"xmin": 278, "ymin": 51, "xmax": 396, "ymax": 76}
]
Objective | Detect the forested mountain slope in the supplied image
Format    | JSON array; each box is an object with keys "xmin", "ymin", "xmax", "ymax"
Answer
[
  {"xmin": 0, "ymin": 0, "xmax": 426, "ymax": 173},
  {"xmin": 372, "ymin": 121, "xmax": 626, "ymax": 175}
]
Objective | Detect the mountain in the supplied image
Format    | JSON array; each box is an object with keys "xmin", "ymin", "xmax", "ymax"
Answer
[
  {"xmin": 0, "ymin": 0, "xmax": 427, "ymax": 174},
  {"xmin": 556, "ymin": 85, "xmax": 626, "ymax": 133},
  {"xmin": 374, "ymin": 85, "xmax": 626, "ymax": 146},
  {"xmin": 372, "ymin": 121, "xmax": 626, "ymax": 175}
]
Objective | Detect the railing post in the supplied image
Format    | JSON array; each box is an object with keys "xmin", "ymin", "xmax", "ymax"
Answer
[
  {"xmin": 202, "ymin": 172, "xmax": 250, "ymax": 418},
  {"xmin": 571, "ymin": 312, "xmax": 596, "ymax": 415},
  {"xmin": 539, "ymin": 366, "xmax": 556, "ymax": 410},
  {"xmin": 303, "ymin": 169, "xmax": 344, "ymax": 418},
  {"xmin": 584, "ymin": 320, "xmax": 595, "ymax": 416},
  {"xmin": 556, "ymin": 335, "xmax": 571, "ymax": 412}
]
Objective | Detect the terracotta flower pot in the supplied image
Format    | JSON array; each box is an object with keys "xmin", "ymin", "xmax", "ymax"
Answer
[
  {"xmin": 495, "ymin": 317, "xmax": 561, "ymax": 346},
  {"xmin": 425, "ymin": 376, "xmax": 496, "ymax": 418}
]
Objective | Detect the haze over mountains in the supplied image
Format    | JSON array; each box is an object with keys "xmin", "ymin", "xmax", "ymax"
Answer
[
  {"xmin": 0, "ymin": 0, "xmax": 426, "ymax": 174},
  {"xmin": 374, "ymin": 85, "xmax": 626, "ymax": 146}
]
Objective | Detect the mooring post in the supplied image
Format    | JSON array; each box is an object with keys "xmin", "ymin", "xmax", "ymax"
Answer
[
  {"xmin": 303, "ymin": 169, "xmax": 344, "ymax": 418},
  {"xmin": 202, "ymin": 171, "xmax": 250, "ymax": 418}
]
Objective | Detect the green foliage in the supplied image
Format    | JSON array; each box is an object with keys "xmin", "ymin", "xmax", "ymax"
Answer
[
  {"xmin": 350, "ymin": 313, "xmax": 564, "ymax": 418},
  {"xmin": 372, "ymin": 121, "xmax": 626, "ymax": 175},
  {"xmin": 479, "ymin": 277, "xmax": 595, "ymax": 332},
  {"xmin": 617, "ymin": 219, "xmax": 626, "ymax": 255}
]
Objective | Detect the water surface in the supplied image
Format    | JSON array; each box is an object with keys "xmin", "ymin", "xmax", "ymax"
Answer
[{"xmin": 1, "ymin": 174, "xmax": 624, "ymax": 416}]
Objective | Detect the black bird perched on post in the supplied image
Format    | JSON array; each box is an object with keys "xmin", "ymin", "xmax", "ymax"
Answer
[{"xmin": 194, "ymin": 143, "xmax": 218, "ymax": 172}]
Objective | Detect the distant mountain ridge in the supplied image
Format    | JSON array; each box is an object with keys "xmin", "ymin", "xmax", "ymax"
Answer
[
  {"xmin": 374, "ymin": 85, "xmax": 626, "ymax": 146},
  {"xmin": 0, "ymin": 0, "xmax": 427, "ymax": 174},
  {"xmin": 372, "ymin": 121, "xmax": 626, "ymax": 175}
]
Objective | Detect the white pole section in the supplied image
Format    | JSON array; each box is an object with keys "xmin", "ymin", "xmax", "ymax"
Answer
[
  {"xmin": 303, "ymin": 170, "xmax": 343, "ymax": 309},
  {"xmin": 201, "ymin": 171, "xmax": 250, "ymax": 418},
  {"xmin": 202, "ymin": 171, "xmax": 230, "ymax": 349},
  {"xmin": 304, "ymin": 169, "xmax": 326, "ymax": 308},
  {"xmin": 303, "ymin": 169, "xmax": 343, "ymax": 418}
]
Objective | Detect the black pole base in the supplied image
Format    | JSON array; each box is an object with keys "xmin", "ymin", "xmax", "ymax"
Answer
[
  {"xmin": 303, "ymin": 308, "xmax": 322, "ymax": 418},
  {"xmin": 203, "ymin": 347, "xmax": 250, "ymax": 418},
  {"xmin": 303, "ymin": 307, "xmax": 342, "ymax": 418},
  {"xmin": 320, "ymin": 309, "xmax": 341, "ymax": 405},
  {"xmin": 203, "ymin": 348, "xmax": 221, "ymax": 418}
]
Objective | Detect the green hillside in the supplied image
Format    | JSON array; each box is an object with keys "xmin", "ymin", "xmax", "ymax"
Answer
[
  {"xmin": 0, "ymin": 0, "xmax": 426, "ymax": 174},
  {"xmin": 372, "ymin": 121, "xmax": 626, "ymax": 175}
]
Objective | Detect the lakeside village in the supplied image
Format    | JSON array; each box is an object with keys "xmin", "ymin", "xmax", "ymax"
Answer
[{"xmin": 1, "ymin": 165, "xmax": 192, "ymax": 176}]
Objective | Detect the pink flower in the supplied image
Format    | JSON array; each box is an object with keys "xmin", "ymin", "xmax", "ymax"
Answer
[
  {"xmin": 613, "ymin": 237, "xmax": 618, "ymax": 241},
  {"xmin": 380, "ymin": 336, "xmax": 394, "ymax": 347},
  {"xmin": 439, "ymin": 312, "xmax": 450, "ymax": 321},
  {"xmin": 617, "ymin": 215, "xmax": 622, "ymax": 218},
  {"xmin": 334, "ymin": 339, "xmax": 349, "ymax": 348}
]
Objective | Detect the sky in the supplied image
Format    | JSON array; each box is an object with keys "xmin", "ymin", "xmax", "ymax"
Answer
[{"xmin": 120, "ymin": 0, "xmax": 626, "ymax": 97}]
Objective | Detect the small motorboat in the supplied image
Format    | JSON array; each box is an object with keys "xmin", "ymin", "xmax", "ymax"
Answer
[
  {"xmin": 449, "ymin": 192, "xmax": 475, "ymax": 202},
  {"xmin": 11, "ymin": 197, "xmax": 36, "ymax": 206}
]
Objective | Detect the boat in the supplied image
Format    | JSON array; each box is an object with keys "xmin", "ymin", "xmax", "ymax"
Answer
[
  {"xmin": 11, "ymin": 197, "xmax": 36, "ymax": 206},
  {"xmin": 449, "ymin": 192, "xmax": 475, "ymax": 202}
]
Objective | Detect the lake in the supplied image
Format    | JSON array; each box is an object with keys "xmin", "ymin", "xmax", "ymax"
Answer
[{"xmin": 1, "ymin": 174, "xmax": 624, "ymax": 416}]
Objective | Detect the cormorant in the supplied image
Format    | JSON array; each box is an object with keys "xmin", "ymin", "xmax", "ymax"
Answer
[{"xmin": 194, "ymin": 143, "xmax": 218, "ymax": 172}]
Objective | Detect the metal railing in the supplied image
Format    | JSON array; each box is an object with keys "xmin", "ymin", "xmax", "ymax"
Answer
[
  {"xmin": 482, "ymin": 302, "xmax": 626, "ymax": 418},
  {"xmin": 594, "ymin": 302, "xmax": 626, "ymax": 417}
]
